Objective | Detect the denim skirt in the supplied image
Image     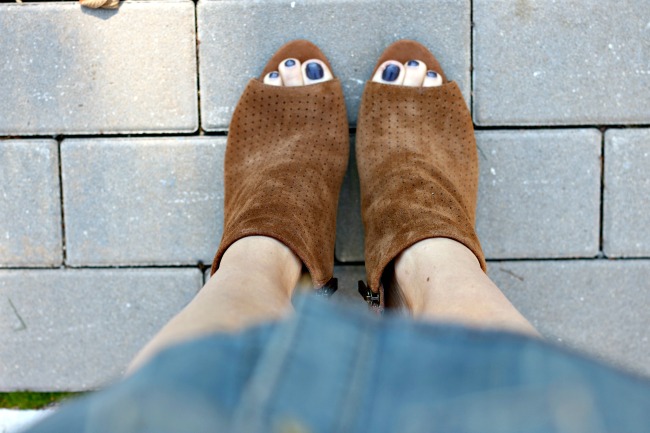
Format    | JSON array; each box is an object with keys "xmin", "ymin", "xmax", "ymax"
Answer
[{"xmin": 28, "ymin": 295, "xmax": 650, "ymax": 433}]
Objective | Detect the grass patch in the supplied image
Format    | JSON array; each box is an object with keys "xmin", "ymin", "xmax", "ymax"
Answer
[{"xmin": 0, "ymin": 392, "xmax": 81, "ymax": 409}]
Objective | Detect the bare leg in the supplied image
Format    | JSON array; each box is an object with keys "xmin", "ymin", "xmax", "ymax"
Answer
[
  {"xmin": 128, "ymin": 235, "xmax": 301, "ymax": 372},
  {"xmin": 394, "ymin": 238, "xmax": 539, "ymax": 337},
  {"xmin": 128, "ymin": 51, "xmax": 340, "ymax": 372}
]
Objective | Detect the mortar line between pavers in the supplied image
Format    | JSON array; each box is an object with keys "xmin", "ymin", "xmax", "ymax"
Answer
[
  {"xmin": 0, "ymin": 131, "xmax": 226, "ymax": 141},
  {"xmin": 334, "ymin": 258, "xmax": 361, "ymax": 266},
  {"xmin": 333, "ymin": 256, "xmax": 650, "ymax": 268},
  {"xmin": 598, "ymin": 129, "xmax": 606, "ymax": 257},
  {"xmin": 0, "ymin": 264, "xmax": 206, "ymax": 271},
  {"xmin": 5, "ymin": 126, "xmax": 649, "ymax": 138},
  {"xmin": 469, "ymin": 0, "xmax": 474, "ymax": 120},
  {"xmin": 486, "ymin": 256, "xmax": 650, "ymax": 262},
  {"xmin": 68, "ymin": 264, "xmax": 208, "ymax": 270},
  {"xmin": 56, "ymin": 138, "xmax": 67, "ymax": 265},
  {"xmin": 2, "ymin": 128, "xmax": 646, "ymax": 140},
  {"xmin": 193, "ymin": 0, "xmax": 203, "ymax": 135},
  {"xmin": 473, "ymin": 124, "xmax": 650, "ymax": 130}
]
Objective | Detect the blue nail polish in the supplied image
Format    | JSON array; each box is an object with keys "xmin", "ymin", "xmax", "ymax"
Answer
[
  {"xmin": 269, "ymin": 71, "xmax": 279, "ymax": 79},
  {"xmin": 382, "ymin": 64, "xmax": 400, "ymax": 82},
  {"xmin": 427, "ymin": 70, "xmax": 438, "ymax": 78},
  {"xmin": 285, "ymin": 59, "xmax": 296, "ymax": 67},
  {"xmin": 407, "ymin": 60, "xmax": 419, "ymax": 67},
  {"xmin": 305, "ymin": 62, "xmax": 324, "ymax": 80}
]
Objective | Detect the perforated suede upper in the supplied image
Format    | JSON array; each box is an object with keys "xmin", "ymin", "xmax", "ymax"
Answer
[
  {"xmin": 357, "ymin": 80, "xmax": 486, "ymax": 293},
  {"xmin": 212, "ymin": 78, "xmax": 349, "ymax": 288}
]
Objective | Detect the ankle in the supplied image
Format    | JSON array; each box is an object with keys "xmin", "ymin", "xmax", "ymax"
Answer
[
  {"xmin": 393, "ymin": 238, "xmax": 483, "ymax": 313},
  {"xmin": 219, "ymin": 236, "xmax": 302, "ymax": 293}
]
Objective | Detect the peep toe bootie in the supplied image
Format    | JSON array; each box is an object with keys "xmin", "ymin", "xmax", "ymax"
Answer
[
  {"xmin": 356, "ymin": 40, "xmax": 486, "ymax": 310},
  {"xmin": 210, "ymin": 40, "xmax": 349, "ymax": 292}
]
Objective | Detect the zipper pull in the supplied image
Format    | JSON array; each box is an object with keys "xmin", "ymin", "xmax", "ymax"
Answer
[{"xmin": 358, "ymin": 280, "xmax": 380, "ymax": 307}]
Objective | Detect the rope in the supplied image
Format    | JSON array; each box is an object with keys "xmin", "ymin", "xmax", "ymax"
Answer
[{"xmin": 79, "ymin": 0, "xmax": 120, "ymax": 9}]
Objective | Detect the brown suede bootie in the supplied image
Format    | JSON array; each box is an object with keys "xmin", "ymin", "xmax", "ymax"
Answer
[
  {"xmin": 356, "ymin": 40, "xmax": 486, "ymax": 309},
  {"xmin": 210, "ymin": 40, "xmax": 349, "ymax": 292}
]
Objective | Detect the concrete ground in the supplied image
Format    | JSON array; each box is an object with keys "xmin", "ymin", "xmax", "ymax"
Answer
[{"xmin": 1, "ymin": 0, "xmax": 649, "ymax": 407}]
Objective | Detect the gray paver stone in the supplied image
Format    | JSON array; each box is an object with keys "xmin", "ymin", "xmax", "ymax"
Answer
[
  {"xmin": 335, "ymin": 136, "xmax": 365, "ymax": 262},
  {"xmin": 198, "ymin": 0, "xmax": 470, "ymax": 130},
  {"xmin": 473, "ymin": 0, "xmax": 650, "ymax": 125},
  {"xmin": 604, "ymin": 128, "xmax": 650, "ymax": 257},
  {"xmin": 62, "ymin": 137, "xmax": 225, "ymax": 266},
  {"xmin": 476, "ymin": 129, "xmax": 602, "ymax": 259},
  {"xmin": 490, "ymin": 260, "xmax": 650, "ymax": 378},
  {"xmin": 0, "ymin": 268, "xmax": 202, "ymax": 391},
  {"xmin": 0, "ymin": 140, "xmax": 62, "ymax": 266},
  {"xmin": 0, "ymin": 2, "xmax": 197, "ymax": 135}
]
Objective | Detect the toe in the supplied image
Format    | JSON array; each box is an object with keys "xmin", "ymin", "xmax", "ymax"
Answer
[
  {"xmin": 372, "ymin": 60, "xmax": 405, "ymax": 85},
  {"xmin": 402, "ymin": 59, "xmax": 427, "ymax": 87},
  {"xmin": 423, "ymin": 70, "xmax": 443, "ymax": 87},
  {"xmin": 263, "ymin": 71, "xmax": 283, "ymax": 86},
  {"xmin": 302, "ymin": 59, "xmax": 333, "ymax": 85},
  {"xmin": 279, "ymin": 58, "xmax": 304, "ymax": 87}
]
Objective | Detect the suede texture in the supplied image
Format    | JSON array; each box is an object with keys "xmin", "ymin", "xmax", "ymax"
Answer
[
  {"xmin": 211, "ymin": 41, "xmax": 349, "ymax": 288},
  {"xmin": 356, "ymin": 42, "xmax": 486, "ymax": 295}
]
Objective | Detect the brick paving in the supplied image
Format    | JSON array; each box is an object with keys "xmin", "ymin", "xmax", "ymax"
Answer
[
  {"xmin": 61, "ymin": 137, "xmax": 225, "ymax": 266},
  {"xmin": 603, "ymin": 129, "xmax": 650, "ymax": 257},
  {"xmin": 1, "ymin": 268, "xmax": 202, "ymax": 391},
  {"xmin": 0, "ymin": 1, "xmax": 198, "ymax": 135},
  {"xmin": 473, "ymin": 0, "xmax": 650, "ymax": 125},
  {"xmin": 1, "ymin": 0, "xmax": 649, "ymax": 391}
]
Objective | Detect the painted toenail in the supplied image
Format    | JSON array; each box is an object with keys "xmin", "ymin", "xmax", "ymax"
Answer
[
  {"xmin": 382, "ymin": 64, "xmax": 400, "ymax": 82},
  {"xmin": 407, "ymin": 60, "xmax": 419, "ymax": 67},
  {"xmin": 269, "ymin": 71, "xmax": 279, "ymax": 79},
  {"xmin": 427, "ymin": 70, "xmax": 438, "ymax": 78},
  {"xmin": 285, "ymin": 59, "xmax": 296, "ymax": 67},
  {"xmin": 305, "ymin": 62, "xmax": 324, "ymax": 80}
]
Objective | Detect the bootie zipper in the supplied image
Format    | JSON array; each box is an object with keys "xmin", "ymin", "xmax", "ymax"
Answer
[{"xmin": 358, "ymin": 281, "xmax": 380, "ymax": 307}]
